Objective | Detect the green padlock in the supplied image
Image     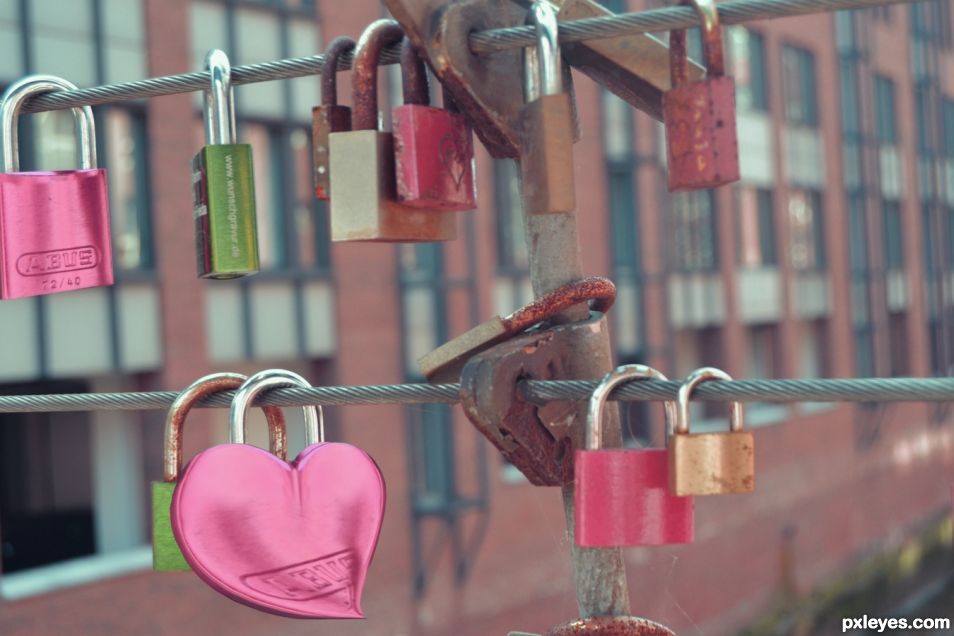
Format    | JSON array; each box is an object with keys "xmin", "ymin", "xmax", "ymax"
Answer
[
  {"xmin": 193, "ymin": 49, "xmax": 260, "ymax": 279},
  {"xmin": 152, "ymin": 372, "xmax": 287, "ymax": 571}
]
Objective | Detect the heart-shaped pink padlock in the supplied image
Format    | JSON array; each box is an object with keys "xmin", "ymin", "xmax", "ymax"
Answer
[{"xmin": 171, "ymin": 370, "xmax": 385, "ymax": 619}]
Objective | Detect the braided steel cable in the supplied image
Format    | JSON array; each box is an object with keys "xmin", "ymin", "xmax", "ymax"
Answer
[
  {"xmin": 469, "ymin": 0, "xmax": 906, "ymax": 52},
  {"xmin": 0, "ymin": 377, "xmax": 952, "ymax": 413},
  {"xmin": 19, "ymin": 0, "xmax": 912, "ymax": 114}
]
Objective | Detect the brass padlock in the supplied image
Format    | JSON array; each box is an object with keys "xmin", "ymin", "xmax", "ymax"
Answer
[
  {"xmin": 419, "ymin": 277, "xmax": 615, "ymax": 382},
  {"xmin": 152, "ymin": 372, "xmax": 287, "ymax": 571},
  {"xmin": 519, "ymin": 1, "xmax": 576, "ymax": 215},
  {"xmin": 668, "ymin": 367, "xmax": 755, "ymax": 496},
  {"xmin": 328, "ymin": 20, "xmax": 456, "ymax": 242}
]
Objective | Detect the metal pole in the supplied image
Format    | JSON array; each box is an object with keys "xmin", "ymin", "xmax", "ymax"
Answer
[{"xmin": 519, "ymin": 204, "xmax": 631, "ymax": 618}]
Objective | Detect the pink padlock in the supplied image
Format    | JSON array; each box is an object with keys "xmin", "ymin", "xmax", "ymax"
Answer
[
  {"xmin": 0, "ymin": 75, "xmax": 113, "ymax": 299},
  {"xmin": 392, "ymin": 39, "xmax": 476, "ymax": 212},
  {"xmin": 575, "ymin": 364, "xmax": 694, "ymax": 547},
  {"xmin": 172, "ymin": 369, "xmax": 386, "ymax": 619}
]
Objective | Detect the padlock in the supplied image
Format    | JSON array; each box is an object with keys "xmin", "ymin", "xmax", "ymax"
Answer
[
  {"xmin": 662, "ymin": 0, "xmax": 740, "ymax": 191},
  {"xmin": 575, "ymin": 365, "xmax": 694, "ymax": 547},
  {"xmin": 313, "ymin": 36, "xmax": 355, "ymax": 200},
  {"xmin": 0, "ymin": 75, "xmax": 113, "ymax": 299},
  {"xmin": 392, "ymin": 38, "xmax": 476, "ymax": 211},
  {"xmin": 172, "ymin": 369, "xmax": 385, "ymax": 618},
  {"xmin": 669, "ymin": 366, "xmax": 755, "ymax": 495},
  {"xmin": 519, "ymin": 1, "xmax": 576, "ymax": 215},
  {"xmin": 152, "ymin": 372, "xmax": 287, "ymax": 571},
  {"xmin": 193, "ymin": 49, "xmax": 260, "ymax": 278},
  {"xmin": 329, "ymin": 20, "xmax": 456, "ymax": 242},
  {"xmin": 419, "ymin": 276, "xmax": 616, "ymax": 382}
]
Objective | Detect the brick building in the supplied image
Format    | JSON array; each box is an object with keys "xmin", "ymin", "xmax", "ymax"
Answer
[{"xmin": 0, "ymin": 0, "xmax": 953, "ymax": 634}]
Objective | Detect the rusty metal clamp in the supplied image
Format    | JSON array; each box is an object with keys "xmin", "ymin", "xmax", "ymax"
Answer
[{"xmin": 419, "ymin": 276, "xmax": 616, "ymax": 383}]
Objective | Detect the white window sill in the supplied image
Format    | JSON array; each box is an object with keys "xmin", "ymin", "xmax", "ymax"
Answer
[{"xmin": 1, "ymin": 545, "xmax": 152, "ymax": 601}]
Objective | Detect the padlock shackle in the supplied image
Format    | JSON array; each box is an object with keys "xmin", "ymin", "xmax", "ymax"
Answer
[
  {"xmin": 164, "ymin": 373, "xmax": 288, "ymax": 482},
  {"xmin": 321, "ymin": 36, "xmax": 356, "ymax": 108},
  {"xmin": 400, "ymin": 38, "xmax": 430, "ymax": 106},
  {"xmin": 675, "ymin": 366, "xmax": 743, "ymax": 434},
  {"xmin": 669, "ymin": 0, "xmax": 726, "ymax": 88},
  {"xmin": 586, "ymin": 365, "xmax": 677, "ymax": 450},
  {"xmin": 0, "ymin": 75, "xmax": 96, "ymax": 173},
  {"xmin": 523, "ymin": 0, "xmax": 562, "ymax": 103},
  {"xmin": 230, "ymin": 369, "xmax": 324, "ymax": 446},
  {"xmin": 352, "ymin": 19, "xmax": 405, "ymax": 131},
  {"xmin": 203, "ymin": 49, "xmax": 237, "ymax": 146},
  {"xmin": 504, "ymin": 276, "xmax": 616, "ymax": 334}
]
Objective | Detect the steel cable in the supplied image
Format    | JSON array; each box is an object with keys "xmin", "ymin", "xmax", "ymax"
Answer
[
  {"xmin": 19, "ymin": 0, "xmax": 911, "ymax": 114},
  {"xmin": 0, "ymin": 377, "xmax": 952, "ymax": 413}
]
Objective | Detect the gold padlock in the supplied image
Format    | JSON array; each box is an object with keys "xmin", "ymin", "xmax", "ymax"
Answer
[
  {"xmin": 328, "ymin": 20, "xmax": 456, "ymax": 242},
  {"xmin": 668, "ymin": 367, "xmax": 755, "ymax": 496}
]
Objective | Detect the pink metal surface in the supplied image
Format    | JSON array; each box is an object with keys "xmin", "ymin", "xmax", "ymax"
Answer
[
  {"xmin": 574, "ymin": 448, "xmax": 694, "ymax": 547},
  {"xmin": 392, "ymin": 104, "xmax": 477, "ymax": 211},
  {"xmin": 171, "ymin": 442, "xmax": 386, "ymax": 619},
  {"xmin": 0, "ymin": 169, "xmax": 113, "ymax": 299}
]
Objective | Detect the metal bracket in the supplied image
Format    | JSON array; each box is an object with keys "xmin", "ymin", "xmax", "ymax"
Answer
[{"xmin": 459, "ymin": 312, "xmax": 613, "ymax": 486}]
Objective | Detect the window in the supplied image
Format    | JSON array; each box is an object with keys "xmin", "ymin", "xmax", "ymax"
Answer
[
  {"xmin": 840, "ymin": 60, "xmax": 860, "ymax": 137},
  {"xmin": 874, "ymin": 75, "xmax": 898, "ymax": 144},
  {"xmin": 729, "ymin": 28, "xmax": 769, "ymax": 112},
  {"xmin": 788, "ymin": 190, "xmax": 825, "ymax": 271},
  {"xmin": 847, "ymin": 193, "xmax": 868, "ymax": 274},
  {"xmin": 103, "ymin": 109, "xmax": 154, "ymax": 271},
  {"xmin": 602, "ymin": 92, "xmax": 638, "ymax": 272},
  {"xmin": 947, "ymin": 207, "xmax": 954, "ymax": 268},
  {"xmin": 670, "ymin": 191, "xmax": 717, "ymax": 272},
  {"xmin": 736, "ymin": 188, "xmax": 776, "ymax": 267},
  {"xmin": 943, "ymin": 98, "xmax": 954, "ymax": 157},
  {"xmin": 223, "ymin": 126, "xmax": 327, "ymax": 273},
  {"xmin": 782, "ymin": 45, "xmax": 818, "ymax": 126},
  {"xmin": 889, "ymin": 311, "xmax": 908, "ymax": 375},
  {"xmin": 746, "ymin": 324, "xmax": 787, "ymax": 421},
  {"xmin": 0, "ymin": 404, "xmax": 94, "ymax": 573},
  {"xmin": 883, "ymin": 200, "xmax": 904, "ymax": 270},
  {"xmin": 493, "ymin": 159, "xmax": 529, "ymax": 274},
  {"xmin": 799, "ymin": 319, "xmax": 829, "ymax": 378}
]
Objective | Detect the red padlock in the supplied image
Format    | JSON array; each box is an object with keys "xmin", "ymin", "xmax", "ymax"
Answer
[
  {"xmin": 663, "ymin": 0, "xmax": 739, "ymax": 191},
  {"xmin": 313, "ymin": 36, "xmax": 355, "ymax": 201},
  {"xmin": 0, "ymin": 75, "xmax": 113, "ymax": 299},
  {"xmin": 392, "ymin": 39, "xmax": 476, "ymax": 212},
  {"xmin": 575, "ymin": 365, "xmax": 694, "ymax": 547}
]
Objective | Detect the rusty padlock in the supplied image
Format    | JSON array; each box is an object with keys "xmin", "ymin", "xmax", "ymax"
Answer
[
  {"xmin": 152, "ymin": 372, "xmax": 287, "ymax": 571},
  {"xmin": 669, "ymin": 367, "xmax": 755, "ymax": 495},
  {"xmin": 663, "ymin": 0, "xmax": 740, "ymax": 191},
  {"xmin": 519, "ymin": 0, "xmax": 576, "ymax": 215},
  {"xmin": 575, "ymin": 365, "xmax": 694, "ymax": 547},
  {"xmin": 419, "ymin": 276, "xmax": 615, "ymax": 383},
  {"xmin": 392, "ymin": 39, "xmax": 476, "ymax": 211},
  {"xmin": 313, "ymin": 36, "xmax": 355, "ymax": 200},
  {"xmin": 328, "ymin": 20, "xmax": 456, "ymax": 242}
]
